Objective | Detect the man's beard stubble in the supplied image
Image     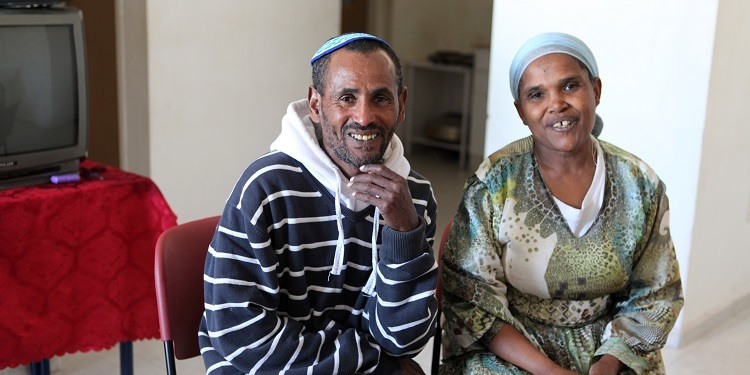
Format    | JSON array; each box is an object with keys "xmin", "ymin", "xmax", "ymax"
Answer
[{"xmin": 319, "ymin": 114, "xmax": 394, "ymax": 169}]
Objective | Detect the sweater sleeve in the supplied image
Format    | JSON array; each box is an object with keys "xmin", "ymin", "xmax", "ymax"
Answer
[
  {"xmin": 200, "ymin": 208, "xmax": 402, "ymax": 375},
  {"xmin": 365, "ymin": 213, "xmax": 440, "ymax": 357}
]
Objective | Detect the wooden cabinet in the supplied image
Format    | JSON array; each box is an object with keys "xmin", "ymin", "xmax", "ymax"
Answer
[{"xmin": 403, "ymin": 62, "xmax": 472, "ymax": 167}]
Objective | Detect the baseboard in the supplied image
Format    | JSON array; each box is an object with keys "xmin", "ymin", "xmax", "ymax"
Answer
[{"xmin": 680, "ymin": 292, "xmax": 750, "ymax": 346}]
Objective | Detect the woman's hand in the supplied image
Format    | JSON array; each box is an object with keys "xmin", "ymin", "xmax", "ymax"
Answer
[
  {"xmin": 543, "ymin": 365, "xmax": 578, "ymax": 375},
  {"xmin": 489, "ymin": 325, "xmax": 580, "ymax": 375},
  {"xmin": 588, "ymin": 354, "xmax": 624, "ymax": 375},
  {"xmin": 397, "ymin": 358, "xmax": 426, "ymax": 374}
]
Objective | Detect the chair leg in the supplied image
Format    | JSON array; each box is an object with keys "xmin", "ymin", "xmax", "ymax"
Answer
[
  {"xmin": 29, "ymin": 359, "xmax": 50, "ymax": 375},
  {"xmin": 164, "ymin": 340, "xmax": 177, "ymax": 375},
  {"xmin": 120, "ymin": 341, "xmax": 133, "ymax": 375},
  {"xmin": 431, "ymin": 308, "xmax": 442, "ymax": 375}
]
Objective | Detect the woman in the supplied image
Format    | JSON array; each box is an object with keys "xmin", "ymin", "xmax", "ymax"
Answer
[{"xmin": 439, "ymin": 32, "xmax": 683, "ymax": 375}]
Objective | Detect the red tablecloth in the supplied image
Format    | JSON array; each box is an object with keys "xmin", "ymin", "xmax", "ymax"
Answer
[{"xmin": 0, "ymin": 160, "xmax": 177, "ymax": 369}]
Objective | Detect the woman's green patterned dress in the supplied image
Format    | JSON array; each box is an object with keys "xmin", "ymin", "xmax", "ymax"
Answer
[{"xmin": 440, "ymin": 137, "xmax": 683, "ymax": 375}]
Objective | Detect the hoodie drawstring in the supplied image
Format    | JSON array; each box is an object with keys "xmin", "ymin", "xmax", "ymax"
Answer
[
  {"xmin": 328, "ymin": 167, "xmax": 380, "ymax": 297},
  {"xmin": 329, "ymin": 168, "xmax": 346, "ymax": 278},
  {"xmin": 361, "ymin": 207, "xmax": 379, "ymax": 295}
]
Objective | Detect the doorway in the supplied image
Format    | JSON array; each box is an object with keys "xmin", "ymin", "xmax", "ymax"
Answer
[{"xmin": 72, "ymin": 0, "xmax": 120, "ymax": 167}]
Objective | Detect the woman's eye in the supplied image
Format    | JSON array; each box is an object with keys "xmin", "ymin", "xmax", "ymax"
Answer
[
  {"xmin": 527, "ymin": 91, "xmax": 543, "ymax": 100},
  {"xmin": 564, "ymin": 82, "xmax": 579, "ymax": 91}
]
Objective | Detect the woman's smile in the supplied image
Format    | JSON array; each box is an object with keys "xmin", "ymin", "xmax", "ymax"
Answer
[{"xmin": 546, "ymin": 116, "xmax": 578, "ymax": 131}]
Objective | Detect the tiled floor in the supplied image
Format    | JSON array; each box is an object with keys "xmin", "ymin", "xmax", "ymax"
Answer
[
  {"xmin": 3, "ymin": 146, "xmax": 748, "ymax": 374},
  {"xmin": 23, "ymin": 308, "xmax": 750, "ymax": 374}
]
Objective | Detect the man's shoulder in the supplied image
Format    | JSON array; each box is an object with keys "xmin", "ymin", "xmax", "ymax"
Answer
[
  {"xmin": 227, "ymin": 151, "xmax": 315, "ymax": 211},
  {"xmin": 248, "ymin": 150, "xmax": 298, "ymax": 168},
  {"xmin": 232, "ymin": 152, "xmax": 308, "ymax": 192},
  {"xmin": 239, "ymin": 151, "xmax": 304, "ymax": 178}
]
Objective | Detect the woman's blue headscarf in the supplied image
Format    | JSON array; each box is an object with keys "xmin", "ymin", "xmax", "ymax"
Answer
[{"xmin": 509, "ymin": 32, "xmax": 603, "ymax": 136}]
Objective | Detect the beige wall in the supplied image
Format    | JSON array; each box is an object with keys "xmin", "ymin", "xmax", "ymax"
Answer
[
  {"xmin": 373, "ymin": 0, "xmax": 493, "ymax": 159},
  {"xmin": 143, "ymin": 1, "xmax": 340, "ymax": 222},
  {"xmin": 116, "ymin": 0, "xmax": 149, "ymax": 176},
  {"xmin": 386, "ymin": 0, "xmax": 492, "ymax": 65},
  {"xmin": 683, "ymin": 0, "xmax": 750, "ymax": 343},
  {"xmin": 119, "ymin": 0, "xmax": 491, "ymax": 221}
]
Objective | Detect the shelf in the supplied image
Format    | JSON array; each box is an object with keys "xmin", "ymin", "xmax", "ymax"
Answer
[{"xmin": 403, "ymin": 62, "xmax": 472, "ymax": 168}]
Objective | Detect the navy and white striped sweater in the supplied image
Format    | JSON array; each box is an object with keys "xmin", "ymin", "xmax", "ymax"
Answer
[{"xmin": 198, "ymin": 151, "xmax": 438, "ymax": 374}]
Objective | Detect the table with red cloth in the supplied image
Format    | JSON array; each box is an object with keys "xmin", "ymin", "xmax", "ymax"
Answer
[{"xmin": 0, "ymin": 160, "xmax": 177, "ymax": 370}]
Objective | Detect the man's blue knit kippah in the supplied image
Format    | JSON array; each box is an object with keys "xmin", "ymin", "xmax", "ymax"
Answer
[{"xmin": 310, "ymin": 33, "xmax": 390, "ymax": 65}]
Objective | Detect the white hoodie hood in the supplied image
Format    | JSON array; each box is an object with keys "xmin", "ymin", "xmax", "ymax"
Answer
[{"xmin": 270, "ymin": 99, "xmax": 411, "ymax": 293}]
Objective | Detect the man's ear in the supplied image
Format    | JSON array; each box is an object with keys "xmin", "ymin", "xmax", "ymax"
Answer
[
  {"xmin": 397, "ymin": 86, "xmax": 408, "ymax": 123},
  {"xmin": 514, "ymin": 100, "xmax": 528, "ymax": 126},
  {"xmin": 308, "ymin": 86, "xmax": 322, "ymax": 123}
]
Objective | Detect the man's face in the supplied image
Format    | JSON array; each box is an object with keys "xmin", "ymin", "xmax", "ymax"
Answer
[{"xmin": 308, "ymin": 49, "xmax": 407, "ymax": 177}]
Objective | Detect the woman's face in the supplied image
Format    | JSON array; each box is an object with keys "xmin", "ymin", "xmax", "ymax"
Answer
[{"xmin": 514, "ymin": 53, "xmax": 601, "ymax": 156}]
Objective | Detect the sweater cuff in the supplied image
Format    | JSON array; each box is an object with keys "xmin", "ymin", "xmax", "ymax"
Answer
[
  {"xmin": 374, "ymin": 353, "xmax": 401, "ymax": 375},
  {"xmin": 594, "ymin": 337, "xmax": 648, "ymax": 374},
  {"xmin": 380, "ymin": 216, "xmax": 427, "ymax": 263}
]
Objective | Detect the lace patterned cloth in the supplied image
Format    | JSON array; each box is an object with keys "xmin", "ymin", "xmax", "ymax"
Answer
[{"xmin": 0, "ymin": 160, "xmax": 177, "ymax": 369}]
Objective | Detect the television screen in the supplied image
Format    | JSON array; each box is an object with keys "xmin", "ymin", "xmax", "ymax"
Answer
[
  {"xmin": 0, "ymin": 7, "xmax": 87, "ymax": 189},
  {"xmin": 0, "ymin": 24, "xmax": 78, "ymax": 156}
]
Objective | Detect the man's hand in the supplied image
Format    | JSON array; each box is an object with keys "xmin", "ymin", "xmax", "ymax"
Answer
[
  {"xmin": 348, "ymin": 164, "xmax": 419, "ymax": 232},
  {"xmin": 588, "ymin": 354, "xmax": 624, "ymax": 375},
  {"xmin": 397, "ymin": 358, "xmax": 426, "ymax": 375}
]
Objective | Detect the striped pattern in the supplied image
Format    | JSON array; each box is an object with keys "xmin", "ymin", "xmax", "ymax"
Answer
[{"xmin": 199, "ymin": 152, "xmax": 438, "ymax": 374}]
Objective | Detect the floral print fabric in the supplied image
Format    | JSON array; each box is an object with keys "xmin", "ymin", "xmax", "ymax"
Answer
[{"xmin": 440, "ymin": 136, "xmax": 683, "ymax": 374}]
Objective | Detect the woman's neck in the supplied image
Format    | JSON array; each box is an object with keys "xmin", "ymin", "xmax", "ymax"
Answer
[{"xmin": 534, "ymin": 138, "xmax": 597, "ymax": 209}]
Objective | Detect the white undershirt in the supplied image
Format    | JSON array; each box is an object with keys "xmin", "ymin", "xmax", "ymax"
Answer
[{"xmin": 552, "ymin": 138, "xmax": 605, "ymax": 238}]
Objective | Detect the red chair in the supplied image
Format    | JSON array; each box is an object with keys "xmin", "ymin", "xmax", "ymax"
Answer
[
  {"xmin": 431, "ymin": 219, "xmax": 453, "ymax": 374},
  {"xmin": 154, "ymin": 216, "xmax": 220, "ymax": 375}
]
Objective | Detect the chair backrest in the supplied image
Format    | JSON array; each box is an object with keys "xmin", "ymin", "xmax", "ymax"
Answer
[
  {"xmin": 436, "ymin": 219, "xmax": 452, "ymax": 303},
  {"xmin": 431, "ymin": 219, "xmax": 453, "ymax": 375},
  {"xmin": 154, "ymin": 215, "xmax": 220, "ymax": 367}
]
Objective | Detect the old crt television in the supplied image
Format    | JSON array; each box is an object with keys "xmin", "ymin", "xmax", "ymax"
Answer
[{"xmin": 0, "ymin": 7, "xmax": 87, "ymax": 189}]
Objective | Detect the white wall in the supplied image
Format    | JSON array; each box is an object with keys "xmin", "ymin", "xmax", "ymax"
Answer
[
  {"xmin": 145, "ymin": 0, "xmax": 340, "ymax": 222},
  {"xmin": 488, "ymin": 0, "xmax": 720, "ymax": 346},
  {"xmin": 682, "ymin": 0, "xmax": 750, "ymax": 342}
]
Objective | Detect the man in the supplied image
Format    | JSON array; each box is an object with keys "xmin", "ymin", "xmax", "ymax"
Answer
[{"xmin": 199, "ymin": 33, "xmax": 438, "ymax": 374}]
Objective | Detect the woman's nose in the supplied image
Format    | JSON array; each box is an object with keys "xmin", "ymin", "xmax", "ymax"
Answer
[{"xmin": 547, "ymin": 91, "xmax": 568, "ymax": 113}]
